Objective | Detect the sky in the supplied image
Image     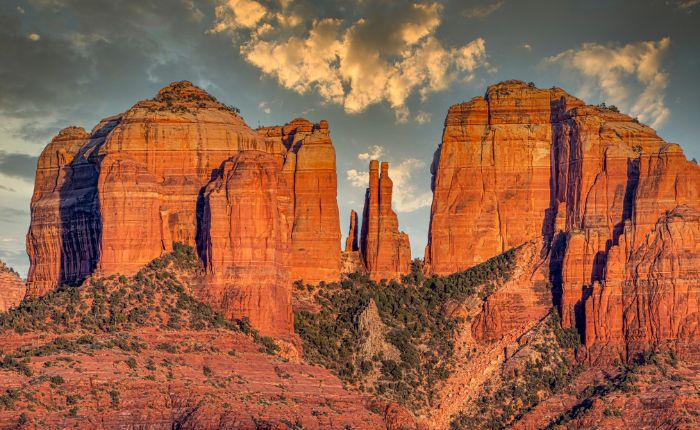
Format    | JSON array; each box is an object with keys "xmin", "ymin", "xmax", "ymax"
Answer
[{"xmin": 1, "ymin": 0, "xmax": 699, "ymax": 277}]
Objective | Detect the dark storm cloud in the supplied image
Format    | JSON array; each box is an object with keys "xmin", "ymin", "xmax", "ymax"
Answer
[{"xmin": 0, "ymin": 151, "xmax": 37, "ymax": 181}]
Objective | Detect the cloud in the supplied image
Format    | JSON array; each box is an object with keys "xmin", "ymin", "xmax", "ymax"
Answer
[
  {"xmin": 214, "ymin": 1, "xmax": 490, "ymax": 119},
  {"xmin": 27, "ymin": 33, "xmax": 40, "ymax": 41},
  {"xmin": 675, "ymin": 0, "xmax": 700, "ymax": 11},
  {"xmin": 0, "ymin": 151, "xmax": 38, "ymax": 181},
  {"xmin": 212, "ymin": 0, "xmax": 268, "ymax": 31},
  {"xmin": 0, "ymin": 207, "xmax": 28, "ymax": 218},
  {"xmin": 522, "ymin": 43, "xmax": 532, "ymax": 51},
  {"xmin": 347, "ymin": 157, "xmax": 431, "ymax": 213},
  {"xmin": 258, "ymin": 101, "xmax": 271, "ymax": 114},
  {"xmin": 464, "ymin": 1, "xmax": 504, "ymax": 19},
  {"xmin": 414, "ymin": 111, "xmax": 432, "ymax": 124},
  {"xmin": 346, "ymin": 169, "xmax": 369, "ymax": 188},
  {"xmin": 358, "ymin": 145, "xmax": 385, "ymax": 161},
  {"xmin": 546, "ymin": 37, "xmax": 671, "ymax": 128}
]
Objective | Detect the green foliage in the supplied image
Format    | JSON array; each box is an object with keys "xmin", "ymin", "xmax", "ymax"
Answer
[
  {"xmin": 0, "ymin": 244, "xmax": 236, "ymax": 335},
  {"xmin": 451, "ymin": 311, "xmax": 582, "ymax": 430},
  {"xmin": 295, "ymin": 248, "xmax": 518, "ymax": 411}
]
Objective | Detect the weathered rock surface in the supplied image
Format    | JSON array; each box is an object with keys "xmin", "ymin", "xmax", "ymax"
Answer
[
  {"xmin": 0, "ymin": 261, "xmax": 24, "ymax": 312},
  {"xmin": 258, "ymin": 118, "xmax": 341, "ymax": 284},
  {"xmin": 360, "ymin": 161, "xmax": 412, "ymax": 281},
  {"xmin": 26, "ymin": 82, "xmax": 344, "ymax": 336},
  {"xmin": 199, "ymin": 151, "xmax": 293, "ymax": 338},
  {"xmin": 427, "ymin": 80, "xmax": 700, "ymax": 363},
  {"xmin": 345, "ymin": 209, "xmax": 359, "ymax": 252}
]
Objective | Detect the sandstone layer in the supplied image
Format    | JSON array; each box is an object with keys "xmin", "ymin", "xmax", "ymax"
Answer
[
  {"xmin": 199, "ymin": 151, "xmax": 293, "ymax": 338},
  {"xmin": 0, "ymin": 261, "xmax": 24, "ymax": 312},
  {"xmin": 427, "ymin": 80, "xmax": 700, "ymax": 362},
  {"xmin": 345, "ymin": 209, "xmax": 359, "ymax": 252},
  {"xmin": 26, "ymin": 82, "xmax": 343, "ymax": 337},
  {"xmin": 360, "ymin": 161, "xmax": 411, "ymax": 281},
  {"xmin": 258, "ymin": 119, "xmax": 341, "ymax": 284}
]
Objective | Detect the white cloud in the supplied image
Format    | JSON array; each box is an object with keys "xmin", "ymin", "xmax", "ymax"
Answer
[
  {"xmin": 346, "ymin": 169, "xmax": 369, "ymax": 188},
  {"xmin": 213, "ymin": 1, "xmax": 490, "ymax": 119},
  {"xmin": 546, "ymin": 37, "xmax": 671, "ymax": 128},
  {"xmin": 414, "ymin": 111, "xmax": 432, "ymax": 124},
  {"xmin": 464, "ymin": 1, "xmax": 504, "ymax": 19},
  {"xmin": 347, "ymin": 157, "xmax": 432, "ymax": 213},
  {"xmin": 358, "ymin": 145, "xmax": 385, "ymax": 161},
  {"xmin": 258, "ymin": 101, "xmax": 271, "ymax": 114},
  {"xmin": 522, "ymin": 43, "xmax": 532, "ymax": 51},
  {"xmin": 27, "ymin": 33, "xmax": 41, "ymax": 41},
  {"xmin": 212, "ymin": 0, "xmax": 268, "ymax": 31}
]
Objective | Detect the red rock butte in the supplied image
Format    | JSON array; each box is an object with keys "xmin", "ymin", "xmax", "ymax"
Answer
[
  {"xmin": 25, "ymin": 81, "xmax": 342, "ymax": 336},
  {"xmin": 426, "ymin": 80, "xmax": 700, "ymax": 362},
  {"xmin": 360, "ymin": 160, "xmax": 412, "ymax": 281}
]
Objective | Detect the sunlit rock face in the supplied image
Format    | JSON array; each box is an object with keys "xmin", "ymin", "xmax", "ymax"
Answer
[
  {"xmin": 427, "ymin": 80, "xmax": 700, "ymax": 362},
  {"xmin": 25, "ymin": 82, "xmax": 343, "ymax": 337},
  {"xmin": 0, "ymin": 260, "xmax": 25, "ymax": 312},
  {"xmin": 360, "ymin": 160, "xmax": 411, "ymax": 282}
]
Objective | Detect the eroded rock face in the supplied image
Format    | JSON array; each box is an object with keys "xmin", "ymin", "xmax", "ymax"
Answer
[
  {"xmin": 360, "ymin": 161, "xmax": 411, "ymax": 281},
  {"xmin": 200, "ymin": 151, "xmax": 293, "ymax": 338},
  {"xmin": 345, "ymin": 209, "xmax": 359, "ymax": 252},
  {"xmin": 26, "ymin": 82, "xmax": 344, "ymax": 337},
  {"xmin": 258, "ymin": 119, "xmax": 341, "ymax": 284},
  {"xmin": 0, "ymin": 261, "xmax": 25, "ymax": 312},
  {"xmin": 428, "ymin": 80, "xmax": 700, "ymax": 362}
]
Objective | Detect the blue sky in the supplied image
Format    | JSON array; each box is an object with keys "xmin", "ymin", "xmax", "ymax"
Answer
[{"xmin": 1, "ymin": 0, "xmax": 699, "ymax": 276}]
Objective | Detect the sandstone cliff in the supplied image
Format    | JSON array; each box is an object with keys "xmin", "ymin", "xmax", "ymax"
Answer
[
  {"xmin": 26, "ymin": 82, "xmax": 343, "ymax": 337},
  {"xmin": 199, "ymin": 151, "xmax": 294, "ymax": 338},
  {"xmin": 360, "ymin": 161, "xmax": 412, "ymax": 281},
  {"xmin": 427, "ymin": 80, "xmax": 700, "ymax": 363},
  {"xmin": 345, "ymin": 209, "xmax": 359, "ymax": 252},
  {"xmin": 0, "ymin": 261, "xmax": 24, "ymax": 312},
  {"xmin": 258, "ymin": 119, "xmax": 341, "ymax": 284}
]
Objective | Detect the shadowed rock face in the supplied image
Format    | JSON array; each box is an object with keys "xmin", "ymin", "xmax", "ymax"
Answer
[
  {"xmin": 25, "ymin": 82, "xmax": 342, "ymax": 337},
  {"xmin": 427, "ymin": 80, "xmax": 700, "ymax": 362},
  {"xmin": 360, "ymin": 161, "xmax": 411, "ymax": 281},
  {"xmin": 345, "ymin": 209, "xmax": 359, "ymax": 252},
  {"xmin": 0, "ymin": 261, "xmax": 24, "ymax": 312}
]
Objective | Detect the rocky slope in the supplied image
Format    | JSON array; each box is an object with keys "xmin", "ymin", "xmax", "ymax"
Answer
[
  {"xmin": 0, "ymin": 261, "xmax": 24, "ymax": 312},
  {"xmin": 25, "ymin": 81, "xmax": 343, "ymax": 336},
  {"xmin": 0, "ymin": 247, "xmax": 386, "ymax": 429},
  {"xmin": 359, "ymin": 161, "xmax": 412, "ymax": 281},
  {"xmin": 426, "ymin": 80, "xmax": 700, "ymax": 364}
]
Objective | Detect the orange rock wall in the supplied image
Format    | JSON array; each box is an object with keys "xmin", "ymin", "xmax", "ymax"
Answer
[
  {"xmin": 360, "ymin": 161, "xmax": 411, "ymax": 281},
  {"xmin": 0, "ymin": 261, "xmax": 25, "ymax": 312}
]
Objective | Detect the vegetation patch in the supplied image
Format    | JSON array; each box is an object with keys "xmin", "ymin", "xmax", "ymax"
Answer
[{"xmin": 295, "ymin": 248, "xmax": 518, "ymax": 411}]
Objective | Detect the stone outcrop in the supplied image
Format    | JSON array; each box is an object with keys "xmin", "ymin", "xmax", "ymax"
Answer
[
  {"xmin": 0, "ymin": 261, "xmax": 25, "ymax": 312},
  {"xmin": 360, "ymin": 161, "xmax": 411, "ymax": 281},
  {"xmin": 345, "ymin": 209, "xmax": 359, "ymax": 252},
  {"xmin": 258, "ymin": 119, "xmax": 341, "ymax": 284},
  {"xmin": 427, "ymin": 80, "xmax": 700, "ymax": 363},
  {"xmin": 199, "ymin": 151, "xmax": 293, "ymax": 337},
  {"xmin": 26, "ymin": 82, "xmax": 343, "ymax": 337}
]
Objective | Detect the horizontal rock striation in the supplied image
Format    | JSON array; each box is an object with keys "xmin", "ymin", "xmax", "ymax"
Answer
[
  {"xmin": 0, "ymin": 261, "xmax": 25, "ymax": 312},
  {"xmin": 428, "ymin": 80, "xmax": 700, "ymax": 362},
  {"xmin": 25, "ymin": 82, "xmax": 343, "ymax": 337}
]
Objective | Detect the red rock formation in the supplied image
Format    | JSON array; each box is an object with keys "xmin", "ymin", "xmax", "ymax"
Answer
[
  {"xmin": 360, "ymin": 161, "xmax": 411, "ymax": 281},
  {"xmin": 199, "ymin": 151, "xmax": 293, "ymax": 337},
  {"xmin": 426, "ymin": 81, "xmax": 583, "ymax": 275},
  {"xmin": 258, "ymin": 119, "xmax": 341, "ymax": 284},
  {"xmin": 345, "ymin": 209, "xmax": 359, "ymax": 252},
  {"xmin": 427, "ymin": 80, "xmax": 700, "ymax": 362},
  {"xmin": 26, "ymin": 82, "xmax": 344, "ymax": 336},
  {"xmin": 0, "ymin": 261, "xmax": 25, "ymax": 312}
]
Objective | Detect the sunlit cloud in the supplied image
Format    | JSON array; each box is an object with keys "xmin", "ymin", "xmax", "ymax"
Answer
[
  {"xmin": 463, "ymin": 1, "xmax": 504, "ymax": 18},
  {"xmin": 358, "ymin": 145, "xmax": 385, "ymax": 161},
  {"xmin": 546, "ymin": 37, "xmax": 671, "ymax": 128}
]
